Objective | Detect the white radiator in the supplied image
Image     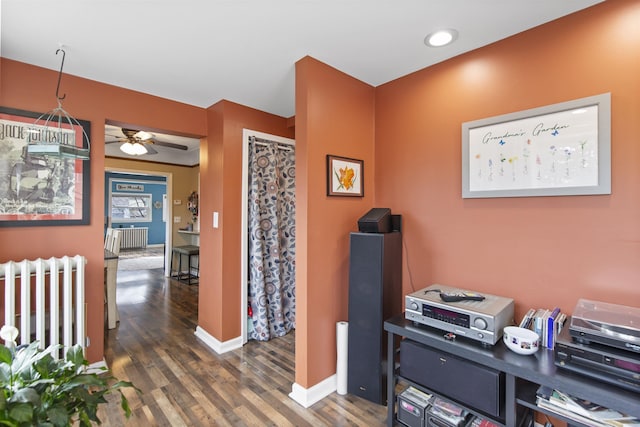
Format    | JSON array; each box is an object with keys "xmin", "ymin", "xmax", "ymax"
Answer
[
  {"xmin": 0, "ymin": 255, "xmax": 86, "ymax": 355},
  {"xmin": 119, "ymin": 227, "xmax": 148, "ymax": 249}
]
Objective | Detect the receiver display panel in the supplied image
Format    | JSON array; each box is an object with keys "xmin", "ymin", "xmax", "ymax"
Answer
[{"xmin": 422, "ymin": 304, "xmax": 470, "ymax": 328}]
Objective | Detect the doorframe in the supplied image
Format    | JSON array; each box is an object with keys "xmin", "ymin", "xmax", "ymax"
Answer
[
  {"xmin": 105, "ymin": 166, "xmax": 174, "ymax": 277},
  {"xmin": 240, "ymin": 129, "xmax": 296, "ymax": 344}
]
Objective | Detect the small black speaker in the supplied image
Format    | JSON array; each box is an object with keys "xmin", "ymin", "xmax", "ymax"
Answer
[{"xmin": 358, "ymin": 208, "xmax": 391, "ymax": 233}]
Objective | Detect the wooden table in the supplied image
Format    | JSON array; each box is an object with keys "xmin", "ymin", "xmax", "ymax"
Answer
[{"xmin": 104, "ymin": 249, "xmax": 119, "ymax": 329}]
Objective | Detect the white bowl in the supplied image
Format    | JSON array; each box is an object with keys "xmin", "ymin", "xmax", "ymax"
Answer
[{"xmin": 503, "ymin": 326, "xmax": 540, "ymax": 355}]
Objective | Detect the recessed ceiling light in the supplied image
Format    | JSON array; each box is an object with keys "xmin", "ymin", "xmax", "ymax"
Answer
[{"xmin": 425, "ymin": 29, "xmax": 458, "ymax": 47}]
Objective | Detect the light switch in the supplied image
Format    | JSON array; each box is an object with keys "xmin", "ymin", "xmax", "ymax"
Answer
[
  {"xmin": 213, "ymin": 212, "xmax": 219, "ymax": 228},
  {"xmin": 173, "ymin": 199, "xmax": 182, "ymax": 205},
  {"xmin": 174, "ymin": 216, "xmax": 181, "ymax": 223}
]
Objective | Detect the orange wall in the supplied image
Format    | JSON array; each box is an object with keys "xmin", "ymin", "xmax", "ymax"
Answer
[
  {"xmin": 199, "ymin": 100, "xmax": 293, "ymax": 340},
  {"xmin": 295, "ymin": 57, "xmax": 375, "ymax": 387},
  {"xmin": 0, "ymin": 58, "xmax": 207, "ymax": 362},
  {"xmin": 375, "ymin": 1, "xmax": 640, "ymax": 322}
]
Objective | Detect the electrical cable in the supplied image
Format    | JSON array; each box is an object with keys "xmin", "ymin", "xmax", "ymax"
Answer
[{"xmin": 402, "ymin": 233, "xmax": 417, "ymax": 292}]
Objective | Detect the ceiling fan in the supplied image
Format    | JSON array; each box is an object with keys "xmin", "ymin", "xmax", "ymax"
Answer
[{"xmin": 106, "ymin": 128, "xmax": 189, "ymax": 155}]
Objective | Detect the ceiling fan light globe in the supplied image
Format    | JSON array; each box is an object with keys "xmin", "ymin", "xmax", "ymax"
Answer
[
  {"xmin": 120, "ymin": 141, "xmax": 136, "ymax": 155},
  {"xmin": 120, "ymin": 141, "xmax": 148, "ymax": 155},
  {"xmin": 132, "ymin": 142, "xmax": 148, "ymax": 155},
  {"xmin": 136, "ymin": 130, "xmax": 153, "ymax": 141}
]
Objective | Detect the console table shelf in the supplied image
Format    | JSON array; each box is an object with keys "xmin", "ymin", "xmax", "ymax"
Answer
[
  {"xmin": 395, "ymin": 375, "xmax": 509, "ymax": 426},
  {"xmin": 384, "ymin": 314, "xmax": 640, "ymax": 427}
]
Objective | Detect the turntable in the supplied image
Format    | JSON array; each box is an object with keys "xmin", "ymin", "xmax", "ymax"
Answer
[{"xmin": 569, "ymin": 299, "xmax": 640, "ymax": 353}]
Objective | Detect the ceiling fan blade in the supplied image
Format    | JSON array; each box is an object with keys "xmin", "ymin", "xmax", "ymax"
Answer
[
  {"xmin": 152, "ymin": 140, "xmax": 189, "ymax": 151},
  {"xmin": 143, "ymin": 144, "xmax": 158, "ymax": 155},
  {"xmin": 105, "ymin": 139, "xmax": 124, "ymax": 145}
]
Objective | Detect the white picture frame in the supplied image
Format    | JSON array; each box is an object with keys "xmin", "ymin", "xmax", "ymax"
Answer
[{"xmin": 461, "ymin": 93, "xmax": 611, "ymax": 198}]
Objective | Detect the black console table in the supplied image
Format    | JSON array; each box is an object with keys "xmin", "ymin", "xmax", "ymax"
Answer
[{"xmin": 384, "ymin": 314, "xmax": 640, "ymax": 427}]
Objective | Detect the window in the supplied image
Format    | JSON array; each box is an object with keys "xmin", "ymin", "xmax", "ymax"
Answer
[{"xmin": 111, "ymin": 193, "xmax": 152, "ymax": 222}]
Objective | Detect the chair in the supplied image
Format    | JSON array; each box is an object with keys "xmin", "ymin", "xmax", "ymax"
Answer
[
  {"xmin": 104, "ymin": 227, "xmax": 113, "ymax": 249},
  {"xmin": 104, "ymin": 228, "xmax": 122, "ymax": 255},
  {"xmin": 104, "ymin": 228, "xmax": 122, "ymax": 329},
  {"xmin": 171, "ymin": 245, "xmax": 199, "ymax": 285}
]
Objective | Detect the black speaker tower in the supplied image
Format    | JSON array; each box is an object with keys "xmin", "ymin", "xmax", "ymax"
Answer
[{"xmin": 347, "ymin": 216, "xmax": 402, "ymax": 405}]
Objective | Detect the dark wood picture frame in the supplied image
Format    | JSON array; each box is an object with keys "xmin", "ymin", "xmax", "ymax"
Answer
[
  {"xmin": 0, "ymin": 107, "xmax": 91, "ymax": 227},
  {"xmin": 327, "ymin": 154, "xmax": 364, "ymax": 197}
]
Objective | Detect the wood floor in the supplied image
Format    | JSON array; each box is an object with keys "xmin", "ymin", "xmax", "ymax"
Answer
[{"xmin": 98, "ymin": 267, "xmax": 389, "ymax": 426}]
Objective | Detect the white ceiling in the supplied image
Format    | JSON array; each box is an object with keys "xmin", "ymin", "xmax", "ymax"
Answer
[{"xmin": 2, "ymin": 0, "xmax": 603, "ymax": 165}]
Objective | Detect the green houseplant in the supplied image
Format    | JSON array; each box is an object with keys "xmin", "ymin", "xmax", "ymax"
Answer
[{"xmin": 0, "ymin": 325, "xmax": 137, "ymax": 426}]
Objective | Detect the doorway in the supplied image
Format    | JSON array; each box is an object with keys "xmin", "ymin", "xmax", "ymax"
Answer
[
  {"xmin": 240, "ymin": 129, "xmax": 296, "ymax": 344},
  {"xmin": 105, "ymin": 167, "xmax": 174, "ymax": 277}
]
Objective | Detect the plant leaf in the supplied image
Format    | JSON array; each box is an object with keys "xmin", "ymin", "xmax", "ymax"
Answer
[
  {"xmin": 45, "ymin": 406, "xmax": 70, "ymax": 427},
  {"xmin": 78, "ymin": 410, "xmax": 93, "ymax": 427},
  {"xmin": 10, "ymin": 388, "xmax": 40, "ymax": 405},
  {"xmin": 0, "ymin": 364, "xmax": 11, "ymax": 384},
  {"xmin": 7, "ymin": 402, "xmax": 33, "ymax": 423},
  {"xmin": 110, "ymin": 380, "xmax": 138, "ymax": 391},
  {"xmin": 0, "ymin": 346, "xmax": 12, "ymax": 365},
  {"xmin": 119, "ymin": 390, "xmax": 133, "ymax": 418},
  {"xmin": 65, "ymin": 346, "xmax": 87, "ymax": 368},
  {"xmin": 71, "ymin": 374, "xmax": 105, "ymax": 386}
]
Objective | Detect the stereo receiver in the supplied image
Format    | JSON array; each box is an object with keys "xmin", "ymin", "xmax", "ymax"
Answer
[{"xmin": 405, "ymin": 284, "xmax": 514, "ymax": 345}]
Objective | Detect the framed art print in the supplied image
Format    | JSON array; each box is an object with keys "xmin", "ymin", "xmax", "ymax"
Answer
[
  {"xmin": 0, "ymin": 107, "xmax": 91, "ymax": 226},
  {"xmin": 461, "ymin": 93, "xmax": 610, "ymax": 198},
  {"xmin": 327, "ymin": 155, "xmax": 363, "ymax": 197}
]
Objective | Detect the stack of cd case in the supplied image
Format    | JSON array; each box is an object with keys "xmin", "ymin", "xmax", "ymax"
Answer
[
  {"xmin": 427, "ymin": 397, "xmax": 472, "ymax": 427},
  {"xmin": 397, "ymin": 386, "xmax": 432, "ymax": 427}
]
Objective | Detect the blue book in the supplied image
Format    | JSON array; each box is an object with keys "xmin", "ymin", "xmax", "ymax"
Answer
[{"xmin": 547, "ymin": 308, "xmax": 561, "ymax": 349}]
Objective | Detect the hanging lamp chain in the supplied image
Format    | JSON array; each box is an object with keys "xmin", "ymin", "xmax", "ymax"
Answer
[{"xmin": 55, "ymin": 48, "xmax": 67, "ymax": 102}]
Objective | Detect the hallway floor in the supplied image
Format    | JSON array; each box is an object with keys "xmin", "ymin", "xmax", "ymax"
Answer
[
  {"xmin": 98, "ymin": 268, "xmax": 388, "ymax": 426},
  {"xmin": 117, "ymin": 246, "xmax": 165, "ymax": 271}
]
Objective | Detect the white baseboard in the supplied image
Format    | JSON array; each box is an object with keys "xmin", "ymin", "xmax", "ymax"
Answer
[
  {"xmin": 194, "ymin": 325, "xmax": 243, "ymax": 354},
  {"xmin": 289, "ymin": 374, "xmax": 337, "ymax": 408},
  {"xmin": 87, "ymin": 358, "xmax": 109, "ymax": 374}
]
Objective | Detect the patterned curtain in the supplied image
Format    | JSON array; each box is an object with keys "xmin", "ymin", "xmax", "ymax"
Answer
[{"xmin": 247, "ymin": 138, "xmax": 296, "ymax": 341}]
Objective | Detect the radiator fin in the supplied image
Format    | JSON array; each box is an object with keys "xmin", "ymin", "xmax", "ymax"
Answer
[
  {"xmin": 119, "ymin": 227, "xmax": 148, "ymax": 249},
  {"xmin": 1, "ymin": 256, "xmax": 86, "ymax": 357}
]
